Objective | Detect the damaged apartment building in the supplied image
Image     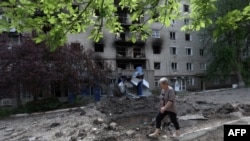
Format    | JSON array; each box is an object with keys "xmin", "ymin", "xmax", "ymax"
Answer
[
  {"xmin": 0, "ymin": 0, "xmax": 242, "ymax": 107},
  {"xmin": 67, "ymin": 0, "xmax": 237, "ymax": 92}
]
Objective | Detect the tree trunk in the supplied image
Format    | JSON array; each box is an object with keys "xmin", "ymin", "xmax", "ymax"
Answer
[
  {"xmin": 235, "ymin": 44, "xmax": 245, "ymax": 87},
  {"xmin": 15, "ymin": 84, "xmax": 22, "ymax": 108},
  {"xmin": 236, "ymin": 70, "xmax": 245, "ymax": 87},
  {"xmin": 33, "ymin": 88, "xmax": 38, "ymax": 101},
  {"xmin": 16, "ymin": 92, "xmax": 22, "ymax": 108}
]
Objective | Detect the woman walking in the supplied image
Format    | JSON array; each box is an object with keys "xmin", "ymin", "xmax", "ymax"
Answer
[{"xmin": 149, "ymin": 77, "xmax": 180, "ymax": 138}]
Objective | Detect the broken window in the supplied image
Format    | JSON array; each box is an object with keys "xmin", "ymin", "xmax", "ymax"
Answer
[
  {"xmin": 154, "ymin": 62, "xmax": 160, "ymax": 70},
  {"xmin": 152, "ymin": 44, "xmax": 161, "ymax": 54},
  {"xmin": 117, "ymin": 63, "xmax": 126, "ymax": 69},
  {"xmin": 134, "ymin": 48, "xmax": 144, "ymax": 58},
  {"xmin": 94, "ymin": 43, "xmax": 104, "ymax": 52},
  {"xmin": 117, "ymin": 48, "xmax": 126, "ymax": 57}
]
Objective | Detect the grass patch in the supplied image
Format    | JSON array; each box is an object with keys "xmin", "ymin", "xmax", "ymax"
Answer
[{"xmin": 0, "ymin": 107, "xmax": 28, "ymax": 118}]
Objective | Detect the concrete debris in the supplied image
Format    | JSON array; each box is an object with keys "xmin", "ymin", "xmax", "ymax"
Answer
[
  {"xmin": 109, "ymin": 122, "xmax": 118, "ymax": 130},
  {"xmin": 93, "ymin": 118, "xmax": 104, "ymax": 125},
  {"xmin": 179, "ymin": 114, "xmax": 208, "ymax": 120},
  {"xmin": 0, "ymin": 88, "xmax": 250, "ymax": 141},
  {"xmin": 27, "ymin": 136, "xmax": 37, "ymax": 141},
  {"xmin": 55, "ymin": 132, "xmax": 63, "ymax": 137},
  {"xmin": 216, "ymin": 103, "xmax": 238, "ymax": 114},
  {"xmin": 49, "ymin": 122, "xmax": 60, "ymax": 128},
  {"xmin": 126, "ymin": 129, "xmax": 135, "ymax": 137}
]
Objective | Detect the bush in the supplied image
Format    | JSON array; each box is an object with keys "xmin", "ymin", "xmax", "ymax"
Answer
[
  {"xmin": 67, "ymin": 96, "xmax": 95, "ymax": 107},
  {"xmin": 150, "ymin": 87, "xmax": 161, "ymax": 95},
  {"xmin": 0, "ymin": 107, "xmax": 28, "ymax": 118},
  {"xmin": 0, "ymin": 96, "xmax": 96, "ymax": 118},
  {"xmin": 25, "ymin": 97, "xmax": 63, "ymax": 113},
  {"xmin": 0, "ymin": 108, "xmax": 12, "ymax": 118}
]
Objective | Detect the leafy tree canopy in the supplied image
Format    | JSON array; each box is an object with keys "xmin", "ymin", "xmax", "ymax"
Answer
[
  {"xmin": 0, "ymin": 0, "xmax": 249, "ymax": 50},
  {"xmin": 200, "ymin": 0, "xmax": 250, "ymax": 85}
]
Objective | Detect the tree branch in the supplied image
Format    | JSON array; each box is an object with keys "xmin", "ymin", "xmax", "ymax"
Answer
[
  {"xmin": 64, "ymin": 0, "xmax": 93, "ymax": 35},
  {"xmin": 94, "ymin": 0, "xmax": 105, "ymax": 41}
]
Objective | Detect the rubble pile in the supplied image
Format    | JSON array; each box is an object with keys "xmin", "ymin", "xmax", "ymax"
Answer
[{"xmin": 0, "ymin": 88, "xmax": 250, "ymax": 141}]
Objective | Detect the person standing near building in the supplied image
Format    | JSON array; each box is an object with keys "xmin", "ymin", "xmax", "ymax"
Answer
[{"xmin": 149, "ymin": 77, "xmax": 180, "ymax": 138}]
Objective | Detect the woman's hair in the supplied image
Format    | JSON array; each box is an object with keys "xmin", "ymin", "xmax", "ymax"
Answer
[{"xmin": 159, "ymin": 77, "xmax": 169, "ymax": 85}]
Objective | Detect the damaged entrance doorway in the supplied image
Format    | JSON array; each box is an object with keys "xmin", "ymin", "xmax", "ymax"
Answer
[{"xmin": 174, "ymin": 77, "xmax": 187, "ymax": 91}]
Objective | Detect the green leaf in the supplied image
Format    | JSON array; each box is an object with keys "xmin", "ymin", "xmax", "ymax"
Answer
[
  {"xmin": 9, "ymin": 0, "xmax": 16, "ymax": 5},
  {"xmin": 0, "ymin": 2, "xmax": 10, "ymax": 7}
]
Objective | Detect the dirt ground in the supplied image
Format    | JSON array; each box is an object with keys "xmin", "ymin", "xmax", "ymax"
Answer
[{"xmin": 0, "ymin": 88, "xmax": 249, "ymax": 141}]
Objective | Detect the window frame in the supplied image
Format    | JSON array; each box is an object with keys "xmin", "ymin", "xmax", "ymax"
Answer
[
  {"xmin": 170, "ymin": 31, "xmax": 176, "ymax": 40},
  {"xmin": 185, "ymin": 47, "xmax": 193, "ymax": 56},
  {"xmin": 186, "ymin": 62, "xmax": 193, "ymax": 71},
  {"xmin": 170, "ymin": 47, "xmax": 177, "ymax": 55},
  {"xmin": 154, "ymin": 62, "xmax": 161, "ymax": 70},
  {"xmin": 188, "ymin": 77, "xmax": 195, "ymax": 86},
  {"xmin": 183, "ymin": 4, "xmax": 190, "ymax": 12},
  {"xmin": 171, "ymin": 62, "xmax": 178, "ymax": 71},
  {"xmin": 185, "ymin": 33, "xmax": 192, "ymax": 41},
  {"xmin": 200, "ymin": 49, "xmax": 204, "ymax": 56},
  {"xmin": 200, "ymin": 63, "xmax": 207, "ymax": 70},
  {"xmin": 154, "ymin": 79, "xmax": 159, "ymax": 87},
  {"xmin": 152, "ymin": 44, "xmax": 161, "ymax": 54},
  {"xmin": 184, "ymin": 18, "xmax": 190, "ymax": 25},
  {"xmin": 152, "ymin": 30, "xmax": 160, "ymax": 38}
]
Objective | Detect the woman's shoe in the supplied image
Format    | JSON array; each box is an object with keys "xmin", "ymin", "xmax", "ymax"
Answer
[
  {"xmin": 170, "ymin": 132, "xmax": 180, "ymax": 138},
  {"xmin": 148, "ymin": 132, "xmax": 160, "ymax": 138}
]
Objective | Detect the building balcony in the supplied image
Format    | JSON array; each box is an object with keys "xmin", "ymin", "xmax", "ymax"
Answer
[
  {"xmin": 118, "ymin": 69, "xmax": 153, "ymax": 76},
  {"xmin": 115, "ymin": 34, "xmax": 145, "ymax": 46},
  {"xmin": 115, "ymin": 39, "xmax": 145, "ymax": 46},
  {"xmin": 116, "ymin": 50, "xmax": 146, "ymax": 60},
  {"xmin": 118, "ymin": 16, "xmax": 144, "ymax": 28},
  {"xmin": 118, "ymin": 16, "xmax": 131, "ymax": 25}
]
